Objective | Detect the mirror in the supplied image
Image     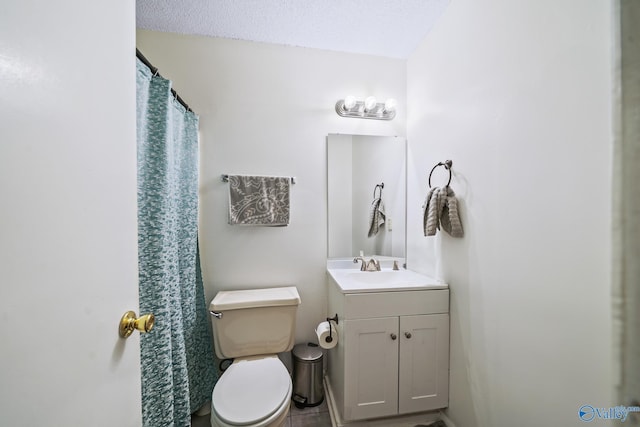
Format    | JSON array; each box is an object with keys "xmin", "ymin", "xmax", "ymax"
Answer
[{"xmin": 327, "ymin": 134, "xmax": 406, "ymax": 260}]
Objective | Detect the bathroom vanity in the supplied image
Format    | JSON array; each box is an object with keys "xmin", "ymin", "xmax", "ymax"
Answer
[
  {"xmin": 325, "ymin": 135, "xmax": 448, "ymax": 425},
  {"xmin": 325, "ymin": 262, "xmax": 449, "ymax": 425}
]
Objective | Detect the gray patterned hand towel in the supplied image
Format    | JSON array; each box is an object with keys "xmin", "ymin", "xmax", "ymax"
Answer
[
  {"xmin": 440, "ymin": 186, "xmax": 463, "ymax": 237},
  {"xmin": 228, "ymin": 175, "xmax": 290, "ymax": 226},
  {"xmin": 423, "ymin": 187, "xmax": 442, "ymax": 236},
  {"xmin": 423, "ymin": 186, "xmax": 463, "ymax": 238}
]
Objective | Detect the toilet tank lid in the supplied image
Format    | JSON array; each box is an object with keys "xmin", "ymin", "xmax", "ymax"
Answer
[{"xmin": 210, "ymin": 286, "xmax": 301, "ymax": 311}]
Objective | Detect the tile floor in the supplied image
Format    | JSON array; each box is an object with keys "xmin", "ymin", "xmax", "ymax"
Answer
[{"xmin": 191, "ymin": 398, "xmax": 332, "ymax": 427}]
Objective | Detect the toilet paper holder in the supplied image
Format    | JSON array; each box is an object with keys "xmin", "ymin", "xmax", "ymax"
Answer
[{"xmin": 325, "ymin": 314, "xmax": 339, "ymax": 343}]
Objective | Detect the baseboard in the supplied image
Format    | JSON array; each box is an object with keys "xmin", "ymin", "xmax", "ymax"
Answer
[
  {"xmin": 438, "ymin": 411, "xmax": 456, "ymax": 427},
  {"xmin": 324, "ymin": 376, "xmax": 339, "ymax": 427}
]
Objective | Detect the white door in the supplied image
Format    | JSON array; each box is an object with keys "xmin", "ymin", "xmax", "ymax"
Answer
[
  {"xmin": 398, "ymin": 314, "xmax": 450, "ymax": 413},
  {"xmin": 0, "ymin": 2, "xmax": 141, "ymax": 426},
  {"xmin": 344, "ymin": 317, "xmax": 399, "ymax": 421}
]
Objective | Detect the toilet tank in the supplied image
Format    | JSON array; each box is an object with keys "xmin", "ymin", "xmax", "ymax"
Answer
[{"xmin": 209, "ymin": 286, "xmax": 301, "ymax": 359}]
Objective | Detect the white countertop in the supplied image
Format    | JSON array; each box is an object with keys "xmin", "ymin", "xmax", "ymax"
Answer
[{"xmin": 327, "ymin": 260, "xmax": 447, "ymax": 294}]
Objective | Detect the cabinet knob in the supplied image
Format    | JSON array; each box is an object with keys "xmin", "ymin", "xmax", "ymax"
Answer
[
  {"xmin": 404, "ymin": 332, "xmax": 412, "ymax": 339},
  {"xmin": 390, "ymin": 333, "xmax": 397, "ymax": 340}
]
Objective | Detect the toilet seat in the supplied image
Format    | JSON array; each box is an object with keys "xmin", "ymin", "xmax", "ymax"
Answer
[{"xmin": 212, "ymin": 356, "xmax": 291, "ymax": 426}]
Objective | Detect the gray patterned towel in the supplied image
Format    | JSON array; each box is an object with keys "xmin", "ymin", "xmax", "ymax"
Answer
[
  {"xmin": 423, "ymin": 187, "xmax": 442, "ymax": 236},
  {"xmin": 423, "ymin": 186, "xmax": 463, "ymax": 238},
  {"xmin": 440, "ymin": 186, "xmax": 463, "ymax": 237},
  {"xmin": 227, "ymin": 175, "xmax": 290, "ymax": 226}
]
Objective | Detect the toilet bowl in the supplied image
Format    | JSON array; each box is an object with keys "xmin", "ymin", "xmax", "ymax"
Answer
[
  {"xmin": 210, "ymin": 356, "xmax": 292, "ymax": 427},
  {"xmin": 208, "ymin": 286, "xmax": 301, "ymax": 427}
]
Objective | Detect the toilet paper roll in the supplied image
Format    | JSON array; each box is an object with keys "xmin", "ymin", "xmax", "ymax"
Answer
[{"xmin": 315, "ymin": 320, "xmax": 338, "ymax": 349}]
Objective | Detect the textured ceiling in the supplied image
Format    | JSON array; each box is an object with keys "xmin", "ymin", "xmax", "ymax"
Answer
[{"xmin": 136, "ymin": 0, "xmax": 450, "ymax": 59}]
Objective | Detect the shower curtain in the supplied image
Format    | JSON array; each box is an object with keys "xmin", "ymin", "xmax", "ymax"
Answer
[{"xmin": 136, "ymin": 58, "xmax": 217, "ymax": 427}]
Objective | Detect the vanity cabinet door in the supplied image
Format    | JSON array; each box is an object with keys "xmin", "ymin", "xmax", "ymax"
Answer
[
  {"xmin": 398, "ymin": 314, "xmax": 450, "ymax": 414},
  {"xmin": 344, "ymin": 317, "xmax": 399, "ymax": 420}
]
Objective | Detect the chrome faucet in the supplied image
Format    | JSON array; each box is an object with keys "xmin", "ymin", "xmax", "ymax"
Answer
[
  {"xmin": 353, "ymin": 256, "xmax": 367, "ymax": 271},
  {"xmin": 354, "ymin": 256, "xmax": 381, "ymax": 271},
  {"xmin": 365, "ymin": 258, "xmax": 381, "ymax": 272}
]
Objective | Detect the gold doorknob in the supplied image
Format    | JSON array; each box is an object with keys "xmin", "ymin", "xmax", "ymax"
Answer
[{"xmin": 119, "ymin": 311, "xmax": 155, "ymax": 338}]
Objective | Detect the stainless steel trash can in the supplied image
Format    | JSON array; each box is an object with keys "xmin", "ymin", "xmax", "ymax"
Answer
[{"xmin": 292, "ymin": 343, "xmax": 324, "ymax": 408}]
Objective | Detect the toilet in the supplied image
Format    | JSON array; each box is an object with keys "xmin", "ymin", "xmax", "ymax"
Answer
[{"xmin": 209, "ymin": 286, "xmax": 301, "ymax": 427}]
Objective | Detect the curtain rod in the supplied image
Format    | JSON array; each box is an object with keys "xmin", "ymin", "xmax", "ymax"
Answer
[{"xmin": 136, "ymin": 48, "xmax": 193, "ymax": 113}]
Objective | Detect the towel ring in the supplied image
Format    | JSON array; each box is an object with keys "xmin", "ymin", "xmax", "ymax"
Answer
[
  {"xmin": 428, "ymin": 160, "xmax": 453, "ymax": 188},
  {"xmin": 373, "ymin": 182, "xmax": 384, "ymax": 199}
]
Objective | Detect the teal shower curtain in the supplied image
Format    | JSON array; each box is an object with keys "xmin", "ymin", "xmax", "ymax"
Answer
[{"xmin": 136, "ymin": 58, "xmax": 217, "ymax": 427}]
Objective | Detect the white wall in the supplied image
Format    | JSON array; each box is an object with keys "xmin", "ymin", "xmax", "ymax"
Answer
[
  {"xmin": 136, "ymin": 31, "xmax": 407, "ymax": 348},
  {"xmin": 1, "ymin": 1, "xmax": 140, "ymax": 425},
  {"xmin": 407, "ymin": 1, "xmax": 613, "ymax": 426}
]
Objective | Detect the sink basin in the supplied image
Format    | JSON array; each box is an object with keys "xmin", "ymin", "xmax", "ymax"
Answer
[{"xmin": 327, "ymin": 267, "xmax": 446, "ymax": 293}]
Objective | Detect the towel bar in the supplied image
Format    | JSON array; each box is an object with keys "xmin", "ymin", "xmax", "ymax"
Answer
[
  {"xmin": 221, "ymin": 174, "xmax": 296, "ymax": 184},
  {"xmin": 428, "ymin": 160, "xmax": 453, "ymax": 188}
]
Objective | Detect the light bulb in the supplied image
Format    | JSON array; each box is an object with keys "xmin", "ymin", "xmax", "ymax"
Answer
[
  {"xmin": 384, "ymin": 98, "xmax": 397, "ymax": 113},
  {"xmin": 364, "ymin": 96, "xmax": 377, "ymax": 112},
  {"xmin": 343, "ymin": 96, "xmax": 356, "ymax": 110}
]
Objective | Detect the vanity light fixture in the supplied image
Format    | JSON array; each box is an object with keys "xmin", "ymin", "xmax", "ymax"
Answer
[{"xmin": 335, "ymin": 96, "xmax": 397, "ymax": 120}]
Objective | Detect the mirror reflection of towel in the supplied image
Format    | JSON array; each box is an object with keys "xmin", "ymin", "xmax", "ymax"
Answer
[
  {"xmin": 227, "ymin": 175, "xmax": 290, "ymax": 226},
  {"xmin": 368, "ymin": 197, "xmax": 386, "ymax": 237}
]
